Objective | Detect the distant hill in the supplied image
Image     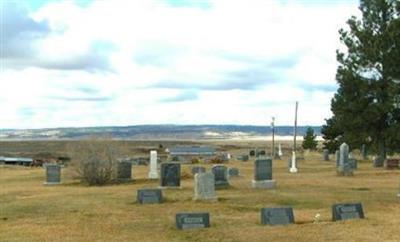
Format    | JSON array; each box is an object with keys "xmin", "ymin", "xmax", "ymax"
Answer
[{"xmin": 0, "ymin": 125, "xmax": 322, "ymax": 140}]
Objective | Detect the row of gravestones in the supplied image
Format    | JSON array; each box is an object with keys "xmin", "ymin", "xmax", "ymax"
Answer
[
  {"xmin": 43, "ymin": 161, "xmax": 134, "ymax": 185},
  {"xmin": 323, "ymin": 144, "xmax": 368, "ymax": 162},
  {"xmin": 321, "ymin": 143, "xmax": 357, "ymax": 176},
  {"xmin": 43, "ymin": 157, "xmax": 273, "ymax": 190},
  {"xmin": 41, "ymin": 160, "xmax": 373, "ymax": 231},
  {"xmin": 157, "ymin": 159, "xmax": 276, "ymax": 189},
  {"xmin": 173, "ymin": 203, "xmax": 364, "ymax": 230},
  {"xmin": 136, "ymin": 159, "xmax": 277, "ymax": 206},
  {"xmin": 323, "ymin": 144, "xmax": 399, "ymax": 170}
]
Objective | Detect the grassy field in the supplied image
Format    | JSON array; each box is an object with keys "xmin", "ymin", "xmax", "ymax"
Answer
[{"xmin": 1, "ymin": 144, "xmax": 400, "ymax": 242}]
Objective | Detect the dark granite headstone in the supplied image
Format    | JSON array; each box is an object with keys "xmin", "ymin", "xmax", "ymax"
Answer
[
  {"xmin": 45, "ymin": 164, "xmax": 61, "ymax": 184},
  {"xmin": 228, "ymin": 167, "xmax": 239, "ymax": 177},
  {"xmin": 335, "ymin": 150, "xmax": 340, "ymax": 167},
  {"xmin": 117, "ymin": 161, "xmax": 132, "ymax": 181},
  {"xmin": 211, "ymin": 165, "xmax": 229, "ymax": 188},
  {"xmin": 349, "ymin": 159, "xmax": 358, "ymax": 170},
  {"xmin": 361, "ymin": 144, "xmax": 367, "ymax": 160},
  {"xmin": 160, "ymin": 163, "xmax": 181, "ymax": 187},
  {"xmin": 373, "ymin": 156, "xmax": 384, "ymax": 167},
  {"xmin": 261, "ymin": 207, "xmax": 294, "ymax": 226},
  {"xmin": 256, "ymin": 150, "xmax": 266, "ymax": 157},
  {"xmin": 176, "ymin": 213, "xmax": 210, "ymax": 230},
  {"xmin": 332, "ymin": 203, "xmax": 364, "ymax": 221},
  {"xmin": 386, "ymin": 159, "xmax": 399, "ymax": 169},
  {"xmin": 191, "ymin": 166, "xmax": 206, "ymax": 175},
  {"xmin": 137, "ymin": 189, "xmax": 162, "ymax": 204},
  {"xmin": 255, "ymin": 159, "xmax": 272, "ymax": 180},
  {"xmin": 249, "ymin": 150, "xmax": 256, "ymax": 157}
]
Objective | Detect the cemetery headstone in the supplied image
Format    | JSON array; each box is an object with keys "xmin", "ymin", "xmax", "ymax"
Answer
[
  {"xmin": 256, "ymin": 150, "xmax": 266, "ymax": 157},
  {"xmin": 227, "ymin": 167, "xmax": 239, "ymax": 178},
  {"xmin": 192, "ymin": 166, "xmax": 206, "ymax": 175},
  {"xmin": 222, "ymin": 153, "xmax": 231, "ymax": 161},
  {"xmin": 193, "ymin": 172, "xmax": 217, "ymax": 201},
  {"xmin": 148, "ymin": 150, "xmax": 159, "ymax": 179},
  {"xmin": 160, "ymin": 163, "xmax": 181, "ymax": 188},
  {"xmin": 261, "ymin": 207, "xmax": 294, "ymax": 226},
  {"xmin": 373, "ymin": 156, "xmax": 384, "ymax": 167},
  {"xmin": 252, "ymin": 158, "xmax": 276, "ymax": 189},
  {"xmin": 361, "ymin": 144, "xmax": 367, "ymax": 160},
  {"xmin": 278, "ymin": 143, "xmax": 283, "ymax": 157},
  {"xmin": 211, "ymin": 165, "xmax": 229, "ymax": 189},
  {"xmin": 335, "ymin": 150, "xmax": 340, "ymax": 167},
  {"xmin": 289, "ymin": 151, "xmax": 298, "ymax": 173},
  {"xmin": 287, "ymin": 157, "xmax": 298, "ymax": 169},
  {"xmin": 237, "ymin": 155, "xmax": 249, "ymax": 162},
  {"xmin": 349, "ymin": 158, "xmax": 358, "ymax": 170},
  {"xmin": 337, "ymin": 143, "xmax": 353, "ymax": 176},
  {"xmin": 274, "ymin": 147, "xmax": 281, "ymax": 159},
  {"xmin": 117, "ymin": 161, "xmax": 132, "ymax": 181},
  {"xmin": 386, "ymin": 159, "xmax": 399, "ymax": 169},
  {"xmin": 44, "ymin": 164, "xmax": 61, "ymax": 185},
  {"xmin": 332, "ymin": 203, "xmax": 364, "ymax": 221},
  {"xmin": 323, "ymin": 149, "xmax": 330, "ymax": 161},
  {"xmin": 176, "ymin": 213, "xmax": 210, "ymax": 230},
  {"xmin": 249, "ymin": 150, "xmax": 256, "ymax": 157},
  {"xmin": 137, "ymin": 189, "xmax": 163, "ymax": 204}
]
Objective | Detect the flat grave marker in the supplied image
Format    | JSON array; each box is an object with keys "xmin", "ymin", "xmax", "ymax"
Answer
[
  {"xmin": 332, "ymin": 203, "xmax": 364, "ymax": 221},
  {"xmin": 137, "ymin": 189, "xmax": 163, "ymax": 204},
  {"xmin": 176, "ymin": 213, "xmax": 210, "ymax": 230},
  {"xmin": 228, "ymin": 167, "xmax": 239, "ymax": 177},
  {"xmin": 261, "ymin": 207, "xmax": 294, "ymax": 226}
]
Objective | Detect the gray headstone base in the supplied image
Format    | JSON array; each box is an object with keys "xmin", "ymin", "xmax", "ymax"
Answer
[
  {"xmin": 336, "ymin": 170, "xmax": 354, "ymax": 176},
  {"xmin": 193, "ymin": 196, "xmax": 218, "ymax": 202},
  {"xmin": 215, "ymin": 183, "xmax": 230, "ymax": 190},
  {"xmin": 158, "ymin": 186, "xmax": 181, "ymax": 190},
  {"xmin": 43, "ymin": 182, "xmax": 61, "ymax": 185},
  {"xmin": 252, "ymin": 180, "xmax": 276, "ymax": 189},
  {"xmin": 118, "ymin": 178, "xmax": 133, "ymax": 182},
  {"xmin": 148, "ymin": 172, "xmax": 159, "ymax": 179}
]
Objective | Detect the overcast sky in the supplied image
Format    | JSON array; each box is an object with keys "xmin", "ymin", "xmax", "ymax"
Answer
[{"xmin": 0, "ymin": 0, "xmax": 359, "ymax": 129}]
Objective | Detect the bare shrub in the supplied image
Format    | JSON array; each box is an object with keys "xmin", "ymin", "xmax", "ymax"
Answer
[
  {"xmin": 68, "ymin": 137, "xmax": 123, "ymax": 186},
  {"xmin": 191, "ymin": 158, "xmax": 200, "ymax": 164},
  {"xmin": 210, "ymin": 157, "xmax": 224, "ymax": 164}
]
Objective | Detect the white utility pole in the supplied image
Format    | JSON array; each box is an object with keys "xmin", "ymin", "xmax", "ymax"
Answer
[
  {"xmin": 271, "ymin": 117, "xmax": 275, "ymax": 159},
  {"xmin": 290, "ymin": 101, "xmax": 298, "ymax": 173}
]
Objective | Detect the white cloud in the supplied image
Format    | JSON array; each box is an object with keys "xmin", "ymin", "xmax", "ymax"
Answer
[{"xmin": 0, "ymin": 0, "xmax": 359, "ymax": 129}]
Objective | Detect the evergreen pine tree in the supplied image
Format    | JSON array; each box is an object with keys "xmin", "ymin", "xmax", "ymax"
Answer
[
  {"xmin": 322, "ymin": 0, "xmax": 400, "ymax": 157},
  {"xmin": 302, "ymin": 127, "xmax": 318, "ymax": 150}
]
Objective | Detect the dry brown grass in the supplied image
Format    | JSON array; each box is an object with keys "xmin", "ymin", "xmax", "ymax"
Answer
[{"xmin": 1, "ymin": 147, "xmax": 400, "ymax": 242}]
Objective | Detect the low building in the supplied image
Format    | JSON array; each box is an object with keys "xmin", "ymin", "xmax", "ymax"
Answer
[
  {"xmin": 166, "ymin": 146, "xmax": 216, "ymax": 162},
  {"xmin": 0, "ymin": 157, "xmax": 33, "ymax": 166}
]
